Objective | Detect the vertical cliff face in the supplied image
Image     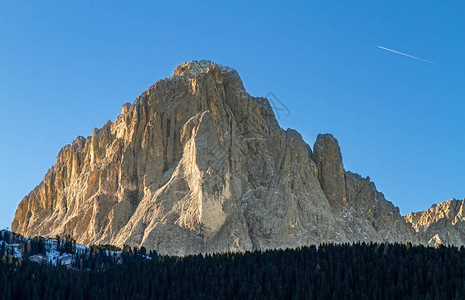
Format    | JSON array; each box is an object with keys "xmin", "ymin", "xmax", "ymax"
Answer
[
  {"xmin": 312, "ymin": 134, "xmax": 419, "ymax": 243},
  {"xmin": 12, "ymin": 60, "xmax": 415, "ymax": 255},
  {"xmin": 312, "ymin": 134, "xmax": 347, "ymax": 211}
]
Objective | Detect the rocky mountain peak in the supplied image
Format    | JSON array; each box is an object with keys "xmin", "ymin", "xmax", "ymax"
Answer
[
  {"xmin": 12, "ymin": 61, "xmax": 424, "ymax": 255},
  {"xmin": 173, "ymin": 60, "xmax": 213, "ymax": 77},
  {"xmin": 404, "ymin": 198, "xmax": 465, "ymax": 246},
  {"xmin": 312, "ymin": 134, "xmax": 346, "ymax": 210},
  {"xmin": 173, "ymin": 60, "xmax": 237, "ymax": 78}
]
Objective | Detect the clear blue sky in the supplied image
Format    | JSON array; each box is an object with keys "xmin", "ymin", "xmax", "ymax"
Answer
[{"xmin": 1, "ymin": 1, "xmax": 464, "ymax": 230}]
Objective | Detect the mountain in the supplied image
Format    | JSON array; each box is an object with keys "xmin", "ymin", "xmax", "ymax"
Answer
[
  {"xmin": 12, "ymin": 60, "xmax": 419, "ymax": 255},
  {"xmin": 405, "ymin": 198, "xmax": 465, "ymax": 246}
]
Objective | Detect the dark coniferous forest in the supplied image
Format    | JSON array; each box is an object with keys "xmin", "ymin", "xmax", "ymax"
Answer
[{"xmin": 2, "ymin": 230, "xmax": 465, "ymax": 300}]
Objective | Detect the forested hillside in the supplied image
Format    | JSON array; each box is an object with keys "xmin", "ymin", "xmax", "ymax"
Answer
[
  {"xmin": 0, "ymin": 229, "xmax": 151, "ymax": 269},
  {"xmin": 2, "ymin": 241, "xmax": 465, "ymax": 299}
]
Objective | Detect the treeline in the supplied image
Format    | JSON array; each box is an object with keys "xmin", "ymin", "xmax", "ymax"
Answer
[
  {"xmin": 0, "ymin": 230, "xmax": 77, "ymax": 258},
  {"xmin": 0, "ymin": 230, "xmax": 151, "ymax": 269},
  {"xmin": 71, "ymin": 244, "xmax": 154, "ymax": 271},
  {"xmin": 0, "ymin": 230, "xmax": 48, "ymax": 257},
  {"xmin": 2, "ymin": 242, "xmax": 465, "ymax": 299},
  {"xmin": 0, "ymin": 230, "xmax": 21, "ymax": 245}
]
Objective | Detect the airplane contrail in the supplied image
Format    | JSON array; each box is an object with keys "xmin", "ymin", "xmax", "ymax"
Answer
[{"xmin": 377, "ymin": 45, "xmax": 436, "ymax": 65}]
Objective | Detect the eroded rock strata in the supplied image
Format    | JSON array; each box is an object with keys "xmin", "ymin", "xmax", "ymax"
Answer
[
  {"xmin": 12, "ymin": 60, "xmax": 419, "ymax": 255},
  {"xmin": 405, "ymin": 198, "xmax": 465, "ymax": 246}
]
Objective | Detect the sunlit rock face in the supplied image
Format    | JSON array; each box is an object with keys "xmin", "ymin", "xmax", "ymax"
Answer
[
  {"xmin": 405, "ymin": 198, "xmax": 465, "ymax": 246},
  {"xmin": 12, "ymin": 60, "xmax": 416, "ymax": 255}
]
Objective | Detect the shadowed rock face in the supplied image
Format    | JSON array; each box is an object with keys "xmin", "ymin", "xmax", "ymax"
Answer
[
  {"xmin": 12, "ymin": 60, "xmax": 417, "ymax": 255},
  {"xmin": 312, "ymin": 134, "xmax": 347, "ymax": 211},
  {"xmin": 312, "ymin": 134, "xmax": 419, "ymax": 244}
]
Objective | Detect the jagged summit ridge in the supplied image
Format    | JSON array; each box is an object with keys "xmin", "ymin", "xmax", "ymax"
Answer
[
  {"xmin": 12, "ymin": 60, "xmax": 418, "ymax": 255},
  {"xmin": 404, "ymin": 198, "xmax": 465, "ymax": 246},
  {"xmin": 173, "ymin": 60, "xmax": 236, "ymax": 78}
]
